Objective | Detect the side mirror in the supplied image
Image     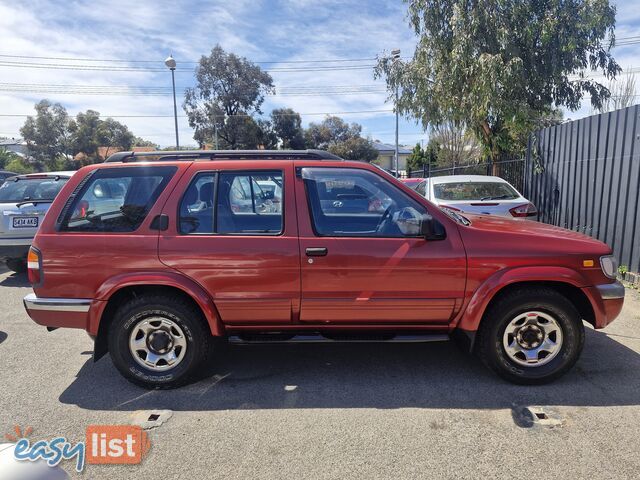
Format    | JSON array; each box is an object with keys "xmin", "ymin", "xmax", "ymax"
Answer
[{"xmin": 420, "ymin": 214, "xmax": 447, "ymax": 241}]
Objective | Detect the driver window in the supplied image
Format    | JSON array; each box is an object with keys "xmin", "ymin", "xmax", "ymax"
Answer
[{"xmin": 302, "ymin": 167, "xmax": 426, "ymax": 237}]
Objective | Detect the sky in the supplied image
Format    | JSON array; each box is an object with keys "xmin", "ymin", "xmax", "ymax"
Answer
[{"xmin": 0, "ymin": 0, "xmax": 639, "ymax": 148}]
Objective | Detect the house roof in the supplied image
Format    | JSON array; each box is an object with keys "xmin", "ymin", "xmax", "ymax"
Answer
[
  {"xmin": 372, "ymin": 141, "xmax": 412, "ymax": 155},
  {"xmin": 0, "ymin": 138, "xmax": 26, "ymax": 146},
  {"xmin": 97, "ymin": 145, "xmax": 156, "ymax": 160}
]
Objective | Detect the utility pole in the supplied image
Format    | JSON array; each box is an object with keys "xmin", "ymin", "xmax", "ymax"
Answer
[
  {"xmin": 164, "ymin": 55, "xmax": 180, "ymax": 149},
  {"xmin": 391, "ymin": 49, "xmax": 401, "ymax": 177}
]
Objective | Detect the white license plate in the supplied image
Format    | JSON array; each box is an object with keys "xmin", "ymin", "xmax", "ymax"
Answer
[{"xmin": 12, "ymin": 216, "xmax": 38, "ymax": 228}]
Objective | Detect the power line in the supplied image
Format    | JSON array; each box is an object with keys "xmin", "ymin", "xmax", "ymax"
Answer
[{"xmin": 0, "ymin": 109, "xmax": 394, "ymax": 118}]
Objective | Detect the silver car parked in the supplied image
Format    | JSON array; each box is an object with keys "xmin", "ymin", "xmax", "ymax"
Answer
[
  {"xmin": 0, "ymin": 171, "xmax": 74, "ymax": 272},
  {"xmin": 412, "ymin": 175, "xmax": 537, "ymax": 219}
]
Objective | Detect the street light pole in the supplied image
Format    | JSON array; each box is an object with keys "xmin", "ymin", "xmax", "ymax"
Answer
[
  {"xmin": 391, "ymin": 49, "xmax": 401, "ymax": 177},
  {"xmin": 165, "ymin": 55, "xmax": 180, "ymax": 150}
]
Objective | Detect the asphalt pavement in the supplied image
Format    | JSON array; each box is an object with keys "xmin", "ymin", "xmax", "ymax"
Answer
[{"xmin": 0, "ymin": 267, "xmax": 639, "ymax": 479}]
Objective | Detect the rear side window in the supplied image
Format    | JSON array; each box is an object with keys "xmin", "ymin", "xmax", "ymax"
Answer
[
  {"xmin": 0, "ymin": 177, "xmax": 68, "ymax": 203},
  {"xmin": 60, "ymin": 166, "xmax": 176, "ymax": 232},
  {"xmin": 178, "ymin": 170, "xmax": 283, "ymax": 235}
]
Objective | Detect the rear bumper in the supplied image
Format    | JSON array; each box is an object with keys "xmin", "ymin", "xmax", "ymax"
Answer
[
  {"xmin": 0, "ymin": 239, "xmax": 30, "ymax": 260},
  {"xmin": 23, "ymin": 293, "xmax": 94, "ymax": 330},
  {"xmin": 583, "ymin": 281, "xmax": 625, "ymax": 329}
]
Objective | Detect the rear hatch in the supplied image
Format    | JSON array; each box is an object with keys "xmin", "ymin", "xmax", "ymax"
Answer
[
  {"xmin": 437, "ymin": 198, "xmax": 527, "ymax": 217},
  {"xmin": 0, "ymin": 175, "xmax": 69, "ymax": 239}
]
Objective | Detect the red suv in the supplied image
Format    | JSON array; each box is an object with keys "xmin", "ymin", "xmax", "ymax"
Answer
[{"xmin": 23, "ymin": 150, "xmax": 624, "ymax": 389}]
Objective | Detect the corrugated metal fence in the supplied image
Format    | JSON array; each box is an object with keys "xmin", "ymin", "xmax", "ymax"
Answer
[{"xmin": 524, "ymin": 104, "xmax": 640, "ymax": 272}]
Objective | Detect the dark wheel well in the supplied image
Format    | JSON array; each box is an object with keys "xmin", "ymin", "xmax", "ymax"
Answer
[
  {"xmin": 94, "ymin": 285, "xmax": 209, "ymax": 361},
  {"xmin": 467, "ymin": 281, "xmax": 595, "ymax": 353}
]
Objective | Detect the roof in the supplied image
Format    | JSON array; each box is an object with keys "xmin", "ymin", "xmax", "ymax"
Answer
[
  {"xmin": 97, "ymin": 145, "xmax": 156, "ymax": 160},
  {"xmin": 428, "ymin": 175, "xmax": 511, "ymax": 184},
  {"xmin": 9, "ymin": 171, "xmax": 76, "ymax": 179},
  {"xmin": 0, "ymin": 138, "xmax": 26, "ymax": 146},
  {"xmin": 372, "ymin": 142, "xmax": 412, "ymax": 155}
]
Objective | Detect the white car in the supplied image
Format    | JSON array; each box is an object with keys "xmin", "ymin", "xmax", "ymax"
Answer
[
  {"xmin": 412, "ymin": 175, "xmax": 537, "ymax": 219},
  {"xmin": 0, "ymin": 171, "xmax": 74, "ymax": 272}
]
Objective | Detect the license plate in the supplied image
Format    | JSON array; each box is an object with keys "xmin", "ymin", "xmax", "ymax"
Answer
[{"xmin": 12, "ymin": 216, "xmax": 38, "ymax": 228}]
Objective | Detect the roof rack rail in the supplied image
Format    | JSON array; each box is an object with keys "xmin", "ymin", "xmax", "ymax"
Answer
[{"xmin": 104, "ymin": 149, "xmax": 343, "ymax": 163}]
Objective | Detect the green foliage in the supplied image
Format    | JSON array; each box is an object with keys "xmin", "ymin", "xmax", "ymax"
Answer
[
  {"xmin": 183, "ymin": 45, "xmax": 275, "ymax": 149},
  {"xmin": 4, "ymin": 157, "xmax": 35, "ymax": 174},
  {"xmin": 375, "ymin": 0, "xmax": 620, "ymax": 162},
  {"xmin": 619, "ymin": 265, "xmax": 628, "ymax": 275},
  {"xmin": 304, "ymin": 116, "xmax": 377, "ymax": 161},
  {"xmin": 133, "ymin": 137, "xmax": 159, "ymax": 148},
  {"xmin": 0, "ymin": 148, "xmax": 23, "ymax": 169},
  {"xmin": 96, "ymin": 118, "xmax": 134, "ymax": 159},
  {"xmin": 20, "ymin": 100, "xmax": 72, "ymax": 170},
  {"xmin": 271, "ymin": 108, "xmax": 306, "ymax": 149},
  {"xmin": 406, "ymin": 143, "xmax": 429, "ymax": 171}
]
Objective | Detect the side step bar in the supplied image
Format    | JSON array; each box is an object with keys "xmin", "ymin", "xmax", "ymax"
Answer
[{"xmin": 228, "ymin": 334, "xmax": 450, "ymax": 345}]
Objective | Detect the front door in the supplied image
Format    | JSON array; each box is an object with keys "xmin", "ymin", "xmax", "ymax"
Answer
[
  {"xmin": 295, "ymin": 166, "xmax": 466, "ymax": 325},
  {"xmin": 159, "ymin": 162, "xmax": 300, "ymax": 325}
]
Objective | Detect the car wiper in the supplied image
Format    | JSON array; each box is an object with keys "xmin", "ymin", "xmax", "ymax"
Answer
[
  {"xmin": 480, "ymin": 194, "xmax": 512, "ymax": 201},
  {"xmin": 15, "ymin": 199, "xmax": 54, "ymax": 207}
]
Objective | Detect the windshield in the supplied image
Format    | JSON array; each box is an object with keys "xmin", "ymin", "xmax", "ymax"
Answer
[
  {"xmin": 0, "ymin": 177, "xmax": 68, "ymax": 203},
  {"xmin": 433, "ymin": 181, "xmax": 518, "ymax": 201}
]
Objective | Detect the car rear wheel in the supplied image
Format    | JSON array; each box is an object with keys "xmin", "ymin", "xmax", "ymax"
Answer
[
  {"xmin": 477, "ymin": 287, "xmax": 584, "ymax": 384},
  {"xmin": 5, "ymin": 258, "xmax": 27, "ymax": 273},
  {"xmin": 107, "ymin": 294, "xmax": 210, "ymax": 389}
]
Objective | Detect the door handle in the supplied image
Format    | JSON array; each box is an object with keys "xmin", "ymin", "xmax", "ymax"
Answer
[{"xmin": 305, "ymin": 247, "xmax": 328, "ymax": 257}]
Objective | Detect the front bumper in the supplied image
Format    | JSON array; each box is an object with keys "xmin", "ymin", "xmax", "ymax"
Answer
[
  {"xmin": 583, "ymin": 281, "xmax": 625, "ymax": 329},
  {"xmin": 23, "ymin": 293, "xmax": 93, "ymax": 330}
]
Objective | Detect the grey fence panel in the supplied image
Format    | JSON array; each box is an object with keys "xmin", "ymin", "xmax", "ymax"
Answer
[{"xmin": 525, "ymin": 104, "xmax": 640, "ymax": 272}]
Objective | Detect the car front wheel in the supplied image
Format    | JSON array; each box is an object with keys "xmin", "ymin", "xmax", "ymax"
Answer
[
  {"xmin": 107, "ymin": 294, "xmax": 210, "ymax": 389},
  {"xmin": 477, "ymin": 287, "xmax": 585, "ymax": 384}
]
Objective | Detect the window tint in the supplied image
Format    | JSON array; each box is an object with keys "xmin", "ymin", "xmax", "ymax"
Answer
[
  {"xmin": 218, "ymin": 171, "xmax": 283, "ymax": 234},
  {"xmin": 302, "ymin": 167, "xmax": 426, "ymax": 237},
  {"xmin": 433, "ymin": 181, "xmax": 518, "ymax": 201},
  {"xmin": 61, "ymin": 166, "xmax": 176, "ymax": 232},
  {"xmin": 0, "ymin": 177, "xmax": 68, "ymax": 203},
  {"xmin": 179, "ymin": 173, "xmax": 215, "ymax": 234}
]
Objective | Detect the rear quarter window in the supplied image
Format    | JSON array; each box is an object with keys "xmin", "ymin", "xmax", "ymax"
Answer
[{"xmin": 59, "ymin": 166, "xmax": 176, "ymax": 233}]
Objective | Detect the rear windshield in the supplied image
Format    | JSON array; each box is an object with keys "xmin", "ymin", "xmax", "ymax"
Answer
[
  {"xmin": 60, "ymin": 166, "xmax": 176, "ymax": 233},
  {"xmin": 433, "ymin": 181, "xmax": 518, "ymax": 201},
  {"xmin": 0, "ymin": 177, "xmax": 69, "ymax": 203}
]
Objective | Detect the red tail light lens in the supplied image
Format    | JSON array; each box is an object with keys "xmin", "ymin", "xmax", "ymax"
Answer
[
  {"xmin": 509, "ymin": 202, "xmax": 538, "ymax": 217},
  {"xmin": 27, "ymin": 247, "xmax": 42, "ymax": 285}
]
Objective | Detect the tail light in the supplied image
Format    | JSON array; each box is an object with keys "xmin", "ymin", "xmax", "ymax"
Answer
[
  {"xmin": 509, "ymin": 202, "xmax": 538, "ymax": 217},
  {"xmin": 27, "ymin": 247, "xmax": 42, "ymax": 285}
]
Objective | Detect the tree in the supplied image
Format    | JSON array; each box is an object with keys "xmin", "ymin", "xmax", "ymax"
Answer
[
  {"xmin": 271, "ymin": 108, "xmax": 305, "ymax": 149},
  {"xmin": 96, "ymin": 118, "xmax": 134, "ymax": 160},
  {"xmin": 375, "ymin": 0, "xmax": 620, "ymax": 165},
  {"xmin": 133, "ymin": 136, "xmax": 159, "ymax": 148},
  {"xmin": 430, "ymin": 121, "xmax": 480, "ymax": 168},
  {"xmin": 20, "ymin": 100, "xmax": 72, "ymax": 170},
  {"xmin": 595, "ymin": 71, "xmax": 637, "ymax": 113},
  {"xmin": 183, "ymin": 45, "xmax": 275, "ymax": 149},
  {"xmin": 4, "ymin": 157, "xmax": 34, "ymax": 174},
  {"xmin": 69, "ymin": 110, "xmax": 101, "ymax": 159},
  {"xmin": 328, "ymin": 136, "xmax": 378, "ymax": 161},
  {"xmin": 304, "ymin": 116, "xmax": 377, "ymax": 160},
  {"xmin": 406, "ymin": 143, "xmax": 428, "ymax": 171}
]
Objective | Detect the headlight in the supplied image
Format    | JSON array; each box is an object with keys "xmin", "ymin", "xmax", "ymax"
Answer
[{"xmin": 600, "ymin": 255, "xmax": 618, "ymax": 279}]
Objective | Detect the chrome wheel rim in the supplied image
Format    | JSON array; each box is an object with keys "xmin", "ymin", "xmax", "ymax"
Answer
[
  {"xmin": 502, "ymin": 311, "xmax": 563, "ymax": 367},
  {"xmin": 128, "ymin": 317, "xmax": 187, "ymax": 371}
]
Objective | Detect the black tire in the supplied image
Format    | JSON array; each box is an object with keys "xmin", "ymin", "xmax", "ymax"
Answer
[
  {"xmin": 6, "ymin": 258, "xmax": 27, "ymax": 273},
  {"xmin": 107, "ymin": 294, "xmax": 210, "ymax": 389},
  {"xmin": 477, "ymin": 287, "xmax": 584, "ymax": 385}
]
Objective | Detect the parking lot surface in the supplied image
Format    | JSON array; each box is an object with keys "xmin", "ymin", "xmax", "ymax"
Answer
[{"xmin": 1, "ymin": 267, "xmax": 639, "ymax": 479}]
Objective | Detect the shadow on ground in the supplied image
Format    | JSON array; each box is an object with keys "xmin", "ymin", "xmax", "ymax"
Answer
[
  {"xmin": 59, "ymin": 329, "xmax": 640, "ymax": 411},
  {"xmin": 0, "ymin": 331, "xmax": 6, "ymax": 345},
  {"xmin": 0, "ymin": 272, "xmax": 30, "ymax": 288}
]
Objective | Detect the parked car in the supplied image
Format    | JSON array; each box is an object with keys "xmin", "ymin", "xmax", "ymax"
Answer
[
  {"xmin": 23, "ymin": 150, "xmax": 624, "ymax": 388},
  {"xmin": 399, "ymin": 177, "xmax": 425, "ymax": 190},
  {"xmin": 0, "ymin": 171, "xmax": 18, "ymax": 184},
  {"xmin": 413, "ymin": 175, "xmax": 537, "ymax": 218},
  {"xmin": 0, "ymin": 171, "xmax": 73, "ymax": 272}
]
